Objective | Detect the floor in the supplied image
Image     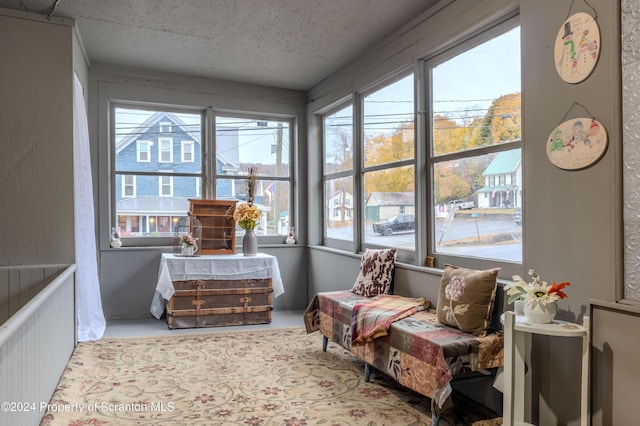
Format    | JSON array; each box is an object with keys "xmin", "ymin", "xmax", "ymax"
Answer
[{"xmin": 104, "ymin": 310, "xmax": 306, "ymax": 338}]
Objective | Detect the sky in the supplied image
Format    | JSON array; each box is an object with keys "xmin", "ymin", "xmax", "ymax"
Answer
[{"xmin": 116, "ymin": 26, "xmax": 521, "ymax": 165}]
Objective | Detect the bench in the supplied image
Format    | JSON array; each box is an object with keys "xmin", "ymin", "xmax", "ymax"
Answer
[{"xmin": 303, "ymin": 260, "xmax": 505, "ymax": 426}]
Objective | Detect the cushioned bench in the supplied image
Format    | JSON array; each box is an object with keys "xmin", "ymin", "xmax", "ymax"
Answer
[{"xmin": 303, "ymin": 249, "xmax": 505, "ymax": 425}]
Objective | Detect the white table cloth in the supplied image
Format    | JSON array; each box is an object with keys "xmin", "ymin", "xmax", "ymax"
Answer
[{"xmin": 150, "ymin": 253, "xmax": 285, "ymax": 319}]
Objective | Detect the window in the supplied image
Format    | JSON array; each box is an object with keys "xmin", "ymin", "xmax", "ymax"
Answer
[
  {"xmin": 159, "ymin": 175, "xmax": 173, "ymax": 197},
  {"xmin": 215, "ymin": 115, "xmax": 293, "ymax": 237},
  {"xmin": 137, "ymin": 141, "xmax": 151, "ymax": 162},
  {"xmin": 428, "ymin": 24, "xmax": 521, "ymax": 265},
  {"xmin": 113, "ymin": 105, "xmax": 202, "ymax": 239},
  {"xmin": 122, "ymin": 175, "xmax": 136, "ymax": 198},
  {"xmin": 158, "ymin": 138, "xmax": 173, "ymax": 163},
  {"xmin": 181, "ymin": 140, "xmax": 194, "ymax": 162},
  {"xmin": 362, "ymin": 74, "xmax": 415, "ymax": 253},
  {"xmin": 160, "ymin": 121, "xmax": 172, "ymax": 133},
  {"xmin": 323, "ymin": 104, "xmax": 354, "ymax": 246}
]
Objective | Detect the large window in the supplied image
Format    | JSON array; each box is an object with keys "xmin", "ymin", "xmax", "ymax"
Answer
[
  {"xmin": 362, "ymin": 75, "xmax": 415, "ymax": 252},
  {"xmin": 323, "ymin": 104, "xmax": 354, "ymax": 245},
  {"xmin": 428, "ymin": 24, "xmax": 522, "ymax": 265},
  {"xmin": 215, "ymin": 115, "xmax": 293, "ymax": 237},
  {"xmin": 319, "ymin": 20, "xmax": 521, "ymax": 271},
  {"xmin": 112, "ymin": 105, "xmax": 294, "ymax": 244},
  {"xmin": 113, "ymin": 105, "xmax": 203, "ymax": 239}
]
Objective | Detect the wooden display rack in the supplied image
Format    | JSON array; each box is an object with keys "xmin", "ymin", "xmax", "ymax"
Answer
[{"xmin": 189, "ymin": 199, "xmax": 236, "ymax": 254}]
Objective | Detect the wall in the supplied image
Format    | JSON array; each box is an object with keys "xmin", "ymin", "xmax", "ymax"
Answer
[
  {"xmin": 88, "ymin": 64, "xmax": 310, "ymax": 318},
  {"xmin": 0, "ymin": 8, "xmax": 75, "ymax": 266},
  {"xmin": 306, "ymin": 0, "xmax": 622, "ymax": 424}
]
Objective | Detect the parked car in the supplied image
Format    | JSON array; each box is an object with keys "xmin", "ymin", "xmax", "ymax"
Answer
[
  {"xmin": 447, "ymin": 199, "xmax": 474, "ymax": 210},
  {"xmin": 513, "ymin": 208, "xmax": 522, "ymax": 225},
  {"xmin": 372, "ymin": 214, "xmax": 415, "ymax": 236}
]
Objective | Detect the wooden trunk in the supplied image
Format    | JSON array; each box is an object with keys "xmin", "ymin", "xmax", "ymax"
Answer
[{"xmin": 166, "ymin": 278, "xmax": 273, "ymax": 329}]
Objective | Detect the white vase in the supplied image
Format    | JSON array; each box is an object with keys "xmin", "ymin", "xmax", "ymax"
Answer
[
  {"xmin": 181, "ymin": 244, "xmax": 195, "ymax": 256},
  {"xmin": 242, "ymin": 229, "xmax": 258, "ymax": 256},
  {"xmin": 523, "ymin": 300, "xmax": 557, "ymax": 324}
]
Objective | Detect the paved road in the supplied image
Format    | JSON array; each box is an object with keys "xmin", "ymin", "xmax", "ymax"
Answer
[{"xmin": 327, "ymin": 216, "xmax": 522, "ymax": 262}]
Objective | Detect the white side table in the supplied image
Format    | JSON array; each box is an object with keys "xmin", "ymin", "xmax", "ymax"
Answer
[{"xmin": 501, "ymin": 311, "xmax": 590, "ymax": 426}]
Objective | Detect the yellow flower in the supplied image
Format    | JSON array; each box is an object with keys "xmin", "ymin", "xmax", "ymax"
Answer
[{"xmin": 233, "ymin": 202, "xmax": 261, "ymax": 230}]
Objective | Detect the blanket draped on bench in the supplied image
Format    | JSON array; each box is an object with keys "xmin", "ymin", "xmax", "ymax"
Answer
[{"xmin": 351, "ymin": 294, "xmax": 429, "ymax": 344}]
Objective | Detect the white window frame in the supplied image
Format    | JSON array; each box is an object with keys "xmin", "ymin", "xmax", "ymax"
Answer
[
  {"xmin": 122, "ymin": 175, "xmax": 136, "ymax": 198},
  {"xmin": 423, "ymin": 18, "xmax": 522, "ymax": 277},
  {"xmin": 159, "ymin": 175, "xmax": 173, "ymax": 197},
  {"xmin": 137, "ymin": 140, "xmax": 152, "ymax": 162},
  {"xmin": 160, "ymin": 121, "xmax": 172, "ymax": 133},
  {"xmin": 158, "ymin": 138, "xmax": 173, "ymax": 163},
  {"xmin": 181, "ymin": 140, "xmax": 194, "ymax": 163}
]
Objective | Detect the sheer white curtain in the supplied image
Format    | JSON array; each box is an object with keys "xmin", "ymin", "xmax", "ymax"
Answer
[{"xmin": 74, "ymin": 73, "xmax": 106, "ymax": 341}]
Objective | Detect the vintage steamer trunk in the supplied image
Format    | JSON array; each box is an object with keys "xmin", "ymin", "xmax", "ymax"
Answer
[{"xmin": 166, "ymin": 277, "xmax": 273, "ymax": 329}]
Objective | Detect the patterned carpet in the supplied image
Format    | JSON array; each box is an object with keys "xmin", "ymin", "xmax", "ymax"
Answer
[{"xmin": 41, "ymin": 327, "xmax": 502, "ymax": 425}]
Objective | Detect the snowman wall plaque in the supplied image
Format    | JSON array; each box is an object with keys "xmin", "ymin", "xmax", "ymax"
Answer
[
  {"xmin": 554, "ymin": 12, "xmax": 600, "ymax": 84},
  {"xmin": 546, "ymin": 117, "xmax": 608, "ymax": 170}
]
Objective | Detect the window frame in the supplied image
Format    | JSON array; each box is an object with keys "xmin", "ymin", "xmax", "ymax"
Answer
[
  {"xmin": 321, "ymin": 102, "xmax": 356, "ymax": 252},
  {"xmin": 212, "ymin": 111, "xmax": 296, "ymax": 244},
  {"xmin": 423, "ymin": 18, "xmax": 522, "ymax": 277},
  {"xmin": 158, "ymin": 137, "xmax": 173, "ymax": 163},
  {"xmin": 136, "ymin": 140, "xmax": 151, "ymax": 162},
  {"xmin": 159, "ymin": 175, "xmax": 173, "ymax": 197},
  {"xmin": 317, "ymin": 16, "xmax": 522, "ymax": 277},
  {"xmin": 110, "ymin": 102, "xmax": 205, "ymax": 247},
  {"xmin": 181, "ymin": 140, "xmax": 194, "ymax": 163},
  {"xmin": 359, "ymin": 72, "xmax": 417, "ymax": 264}
]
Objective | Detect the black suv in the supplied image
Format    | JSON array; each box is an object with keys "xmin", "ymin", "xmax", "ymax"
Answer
[{"xmin": 372, "ymin": 214, "xmax": 415, "ymax": 236}]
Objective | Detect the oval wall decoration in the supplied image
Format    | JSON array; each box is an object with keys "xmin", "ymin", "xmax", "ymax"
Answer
[
  {"xmin": 546, "ymin": 117, "xmax": 608, "ymax": 170},
  {"xmin": 554, "ymin": 12, "xmax": 600, "ymax": 84}
]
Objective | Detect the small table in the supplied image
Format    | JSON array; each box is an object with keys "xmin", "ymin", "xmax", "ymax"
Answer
[
  {"xmin": 150, "ymin": 253, "xmax": 285, "ymax": 319},
  {"xmin": 501, "ymin": 311, "xmax": 589, "ymax": 426}
]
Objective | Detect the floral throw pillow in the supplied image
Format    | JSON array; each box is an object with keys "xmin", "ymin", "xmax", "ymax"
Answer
[
  {"xmin": 436, "ymin": 264, "xmax": 500, "ymax": 337},
  {"xmin": 350, "ymin": 248, "xmax": 398, "ymax": 297}
]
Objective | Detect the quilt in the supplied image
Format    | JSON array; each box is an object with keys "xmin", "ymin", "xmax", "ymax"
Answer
[
  {"xmin": 351, "ymin": 294, "xmax": 429, "ymax": 344},
  {"xmin": 304, "ymin": 291, "xmax": 503, "ymax": 408}
]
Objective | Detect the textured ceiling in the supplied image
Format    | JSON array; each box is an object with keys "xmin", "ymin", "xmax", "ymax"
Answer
[{"xmin": 1, "ymin": 0, "xmax": 437, "ymax": 90}]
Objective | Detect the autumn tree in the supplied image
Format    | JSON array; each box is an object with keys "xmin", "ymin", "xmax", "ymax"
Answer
[{"xmin": 363, "ymin": 122, "xmax": 414, "ymax": 195}]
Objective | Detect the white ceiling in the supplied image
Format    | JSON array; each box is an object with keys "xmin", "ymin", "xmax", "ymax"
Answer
[{"xmin": 1, "ymin": 0, "xmax": 438, "ymax": 91}]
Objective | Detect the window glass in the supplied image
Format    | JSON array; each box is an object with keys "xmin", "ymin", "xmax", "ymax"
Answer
[
  {"xmin": 323, "ymin": 104, "xmax": 354, "ymax": 243},
  {"xmin": 324, "ymin": 105, "xmax": 353, "ymax": 173},
  {"xmin": 363, "ymin": 75, "xmax": 415, "ymax": 251},
  {"xmin": 215, "ymin": 116, "xmax": 293, "ymax": 236},
  {"xmin": 430, "ymin": 26, "xmax": 521, "ymax": 263},
  {"xmin": 364, "ymin": 75, "xmax": 414, "ymax": 167},
  {"xmin": 325, "ymin": 177, "xmax": 354, "ymax": 241},
  {"xmin": 364, "ymin": 165, "xmax": 415, "ymax": 250},
  {"xmin": 113, "ymin": 106, "xmax": 202, "ymax": 239}
]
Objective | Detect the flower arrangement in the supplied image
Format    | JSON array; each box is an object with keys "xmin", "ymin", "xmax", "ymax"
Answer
[
  {"xmin": 504, "ymin": 269, "xmax": 570, "ymax": 304},
  {"xmin": 233, "ymin": 166, "xmax": 262, "ymax": 231},
  {"xmin": 234, "ymin": 202, "xmax": 262, "ymax": 230},
  {"xmin": 180, "ymin": 233, "xmax": 198, "ymax": 247}
]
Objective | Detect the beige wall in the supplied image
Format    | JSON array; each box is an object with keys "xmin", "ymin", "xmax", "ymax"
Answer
[{"xmin": 0, "ymin": 9, "xmax": 75, "ymax": 265}]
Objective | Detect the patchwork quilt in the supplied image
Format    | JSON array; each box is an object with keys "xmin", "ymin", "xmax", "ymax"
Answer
[{"xmin": 304, "ymin": 290, "xmax": 504, "ymax": 408}]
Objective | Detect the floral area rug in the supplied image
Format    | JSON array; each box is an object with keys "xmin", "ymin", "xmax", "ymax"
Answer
[{"xmin": 41, "ymin": 327, "xmax": 502, "ymax": 425}]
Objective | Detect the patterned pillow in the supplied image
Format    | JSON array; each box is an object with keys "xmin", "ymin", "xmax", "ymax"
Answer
[
  {"xmin": 436, "ymin": 264, "xmax": 500, "ymax": 337},
  {"xmin": 350, "ymin": 248, "xmax": 398, "ymax": 297}
]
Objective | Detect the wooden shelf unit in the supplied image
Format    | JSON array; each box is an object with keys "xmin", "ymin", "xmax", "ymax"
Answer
[{"xmin": 189, "ymin": 199, "xmax": 236, "ymax": 254}]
